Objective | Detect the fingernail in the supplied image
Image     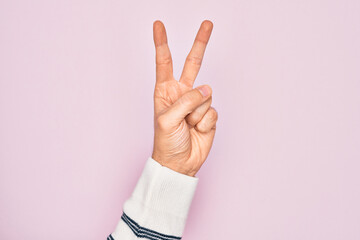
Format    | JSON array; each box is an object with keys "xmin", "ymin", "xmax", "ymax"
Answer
[{"xmin": 197, "ymin": 85, "xmax": 210, "ymax": 97}]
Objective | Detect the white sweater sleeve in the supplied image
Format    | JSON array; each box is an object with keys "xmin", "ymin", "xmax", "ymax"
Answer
[{"xmin": 107, "ymin": 156, "xmax": 199, "ymax": 240}]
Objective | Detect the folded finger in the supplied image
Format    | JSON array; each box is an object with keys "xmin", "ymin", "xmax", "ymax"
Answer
[
  {"xmin": 195, "ymin": 107, "xmax": 218, "ymax": 133},
  {"xmin": 185, "ymin": 96, "xmax": 212, "ymax": 127}
]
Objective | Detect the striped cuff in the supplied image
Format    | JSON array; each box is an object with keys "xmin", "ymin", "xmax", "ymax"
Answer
[{"xmin": 121, "ymin": 211, "xmax": 181, "ymax": 240}]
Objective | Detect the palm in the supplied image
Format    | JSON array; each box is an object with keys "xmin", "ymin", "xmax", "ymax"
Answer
[
  {"xmin": 154, "ymin": 79, "xmax": 190, "ymax": 115},
  {"xmin": 152, "ymin": 20, "xmax": 215, "ymax": 176}
]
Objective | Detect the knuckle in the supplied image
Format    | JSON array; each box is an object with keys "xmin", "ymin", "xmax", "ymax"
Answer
[
  {"xmin": 197, "ymin": 122, "xmax": 210, "ymax": 133},
  {"xmin": 186, "ymin": 55, "xmax": 202, "ymax": 66},
  {"xmin": 195, "ymin": 124, "xmax": 205, "ymax": 132},
  {"xmin": 179, "ymin": 94, "xmax": 192, "ymax": 107},
  {"xmin": 193, "ymin": 89, "xmax": 205, "ymax": 101},
  {"xmin": 181, "ymin": 90, "xmax": 202, "ymax": 106},
  {"xmin": 186, "ymin": 112, "xmax": 200, "ymax": 126},
  {"xmin": 156, "ymin": 55, "xmax": 172, "ymax": 65},
  {"xmin": 195, "ymin": 108, "xmax": 218, "ymax": 133},
  {"xmin": 208, "ymin": 108, "xmax": 218, "ymax": 121}
]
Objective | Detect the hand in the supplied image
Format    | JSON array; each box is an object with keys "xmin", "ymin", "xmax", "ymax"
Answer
[{"xmin": 151, "ymin": 20, "xmax": 218, "ymax": 177}]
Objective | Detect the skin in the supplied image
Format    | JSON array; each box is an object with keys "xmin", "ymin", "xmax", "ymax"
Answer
[{"xmin": 151, "ymin": 20, "xmax": 218, "ymax": 177}]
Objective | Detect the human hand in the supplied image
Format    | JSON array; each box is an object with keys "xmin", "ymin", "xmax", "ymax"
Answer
[{"xmin": 151, "ymin": 20, "xmax": 218, "ymax": 177}]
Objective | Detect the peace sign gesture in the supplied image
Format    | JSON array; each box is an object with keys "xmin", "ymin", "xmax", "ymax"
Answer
[{"xmin": 151, "ymin": 20, "xmax": 218, "ymax": 177}]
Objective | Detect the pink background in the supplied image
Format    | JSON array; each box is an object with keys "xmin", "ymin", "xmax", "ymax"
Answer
[{"xmin": 1, "ymin": 0, "xmax": 360, "ymax": 239}]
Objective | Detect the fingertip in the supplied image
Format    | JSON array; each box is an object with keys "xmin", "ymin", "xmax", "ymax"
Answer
[
  {"xmin": 202, "ymin": 20, "xmax": 213, "ymax": 32},
  {"xmin": 153, "ymin": 20, "xmax": 163, "ymax": 29},
  {"xmin": 153, "ymin": 20, "xmax": 167, "ymax": 46}
]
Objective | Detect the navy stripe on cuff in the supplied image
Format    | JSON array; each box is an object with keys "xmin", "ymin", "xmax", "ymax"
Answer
[
  {"xmin": 121, "ymin": 212, "xmax": 181, "ymax": 240},
  {"xmin": 107, "ymin": 234, "xmax": 114, "ymax": 240}
]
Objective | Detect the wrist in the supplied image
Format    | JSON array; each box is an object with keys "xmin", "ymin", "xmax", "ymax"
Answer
[{"xmin": 151, "ymin": 152, "xmax": 197, "ymax": 177}]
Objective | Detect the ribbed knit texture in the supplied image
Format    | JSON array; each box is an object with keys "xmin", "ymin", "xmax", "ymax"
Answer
[{"xmin": 110, "ymin": 157, "xmax": 199, "ymax": 239}]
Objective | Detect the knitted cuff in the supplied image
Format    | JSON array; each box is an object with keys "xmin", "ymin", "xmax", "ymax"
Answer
[{"xmin": 122, "ymin": 156, "xmax": 199, "ymax": 237}]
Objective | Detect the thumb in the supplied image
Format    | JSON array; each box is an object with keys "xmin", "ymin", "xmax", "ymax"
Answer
[{"xmin": 162, "ymin": 85, "xmax": 212, "ymax": 127}]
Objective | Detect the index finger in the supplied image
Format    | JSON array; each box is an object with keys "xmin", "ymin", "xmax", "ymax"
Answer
[
  {"xmin": 179, "ymin": 20, "xmax": 213, "ymax": 87},
  {"xmin": 153, "ymin": 20, "xmax": 174, "ymax": 84}
]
